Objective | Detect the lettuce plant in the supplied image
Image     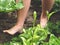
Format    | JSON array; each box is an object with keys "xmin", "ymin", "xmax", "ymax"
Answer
[
  {"xmin": 0, "ymin": 0, "xmax": 24, "ymax": 12},
  {"xmin": 9, "ymin": 24, "xmax": 49, "ymax": 45},
  {"xmin": 42, "ymin": 34, "xmax": 60, "ymax": 45}
]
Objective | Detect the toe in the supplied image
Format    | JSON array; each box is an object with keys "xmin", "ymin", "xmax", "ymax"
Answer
[{"xmin": 3, "ymin": 30, "xmax": 8, "ymax": 32}]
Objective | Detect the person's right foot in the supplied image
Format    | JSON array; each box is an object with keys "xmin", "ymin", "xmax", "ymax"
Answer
[{"xmin": 3, "ymin": 25, "xmax": 23, "ymax": 35}]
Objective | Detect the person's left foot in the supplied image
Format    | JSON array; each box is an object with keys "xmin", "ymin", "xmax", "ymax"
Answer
[{"xmin": 40, "ymin": 16, "xmax": 48, "ymax": 28}]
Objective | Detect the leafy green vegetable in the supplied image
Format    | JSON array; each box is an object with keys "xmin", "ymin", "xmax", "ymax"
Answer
[
  {"xmin": 49, "ymin": 34, "xmax": 60, "ymax": 45},
  {"xmin": 0, "ymin": 0, "xmax": 24, "ymax": 12},
  {"xmin": 53, "ymin": 0, "xmax": 60, "ymax": 12}
]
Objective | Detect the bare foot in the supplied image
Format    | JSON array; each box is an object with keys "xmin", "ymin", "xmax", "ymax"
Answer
[
  {"xmin": 40, "ymin": 16, "xmax": 48, "ymax": 28},
  {"xmin": 3, "ymin": 25, "xmax": 23, "ymax": 35}
]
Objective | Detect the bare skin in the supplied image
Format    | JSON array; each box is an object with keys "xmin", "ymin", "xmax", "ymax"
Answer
[
  {"xmin": 3, "ymin": 0, "xmax": 31, "ymax": 35},
  {"xmin": 3, "ymin": 0, "xmax": 54, "ymax": 35},
  {"xmin": 40, "ymin": 0, "xmax": 54, "ymax": 28}
]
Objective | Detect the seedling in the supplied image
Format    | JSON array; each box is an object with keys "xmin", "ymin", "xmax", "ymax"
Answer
[
  {"xmin": 33, "ymin": 11, "xmax": 37, "ymax": 26},
  {"xmin": 46, "ymin": 11, "xmax": 55, "ymax": 20}
]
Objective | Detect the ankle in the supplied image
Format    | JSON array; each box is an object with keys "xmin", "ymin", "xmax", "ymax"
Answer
[
  {"xmin": 41, "ymin": 15, "xmax": 47, "ymax": 19},
  {"xmin": 41, "ymin": 12, "xmax": 47, "ymax": 17}
]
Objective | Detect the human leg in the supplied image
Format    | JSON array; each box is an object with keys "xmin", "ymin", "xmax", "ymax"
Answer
[
  {"xmin": 40, "ymin": 0, "xmax": 54, "ymax": 28},
  {"xmin": 3, "ymin": 0, "xmax": 31, "ymax": 35}
]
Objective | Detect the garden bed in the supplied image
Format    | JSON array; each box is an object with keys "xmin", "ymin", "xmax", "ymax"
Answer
[{"xmin": 0, "ymin": 0, "xmax": 60, "ymax": 45}]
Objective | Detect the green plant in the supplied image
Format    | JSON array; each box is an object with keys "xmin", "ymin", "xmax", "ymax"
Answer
[
  {"xmin": 49, "ymin": 34, "xmax": 60, "ymax": 45},
  {"xmin": 53, "ymin": 0, "xmax": 60, "ymax": 12},
  {"xmin": 33, "ymin": 11, "xmax": 37, "ymax": 26},
  {"xmin": 42, "ymin": 34, "xmax": 60, "ymax": 45},
  {"xmin": 0, "ymin": 0, "xmax": 24, "ymax": 12},
  {"xmin": 47, "ymin": 21, "xmax": 60, "ymax": 33},
  {"xmin": 9, "ymin": 24, "xmax": 49, "ymax": 45},
  {"xmin": 3, "ymin": 11, "xmax": 60, "ymax": 45},
  {"xmin": 46, "ymin": 11, "xmax": 55, "ymax": 20}
]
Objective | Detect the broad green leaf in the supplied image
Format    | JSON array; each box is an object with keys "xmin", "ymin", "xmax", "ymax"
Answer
[
  {"xmin": 49, "ymin": 34, "xmax": 60, "ymax": 45},
  {"xmin": 0, "ymin": 0, "xmax": 24, "ymax": 12}
]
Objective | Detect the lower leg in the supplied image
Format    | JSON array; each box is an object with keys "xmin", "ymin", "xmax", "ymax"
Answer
[
  {"xmin": 3, "ymin": 0, "xmax": 31, "ymax": 35},
  {"xmin": 40, "ymin": 0, "xmax": 54, "ymax": 28}
]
